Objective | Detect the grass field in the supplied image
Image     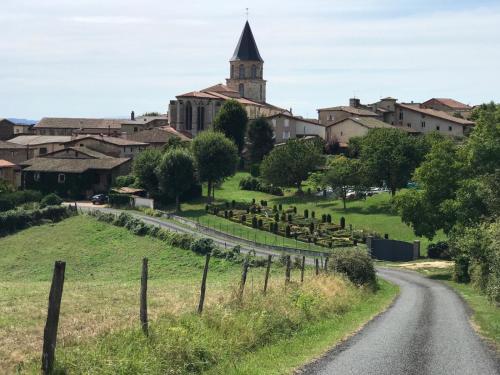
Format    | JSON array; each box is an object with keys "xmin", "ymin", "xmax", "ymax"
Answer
[
  {"xmin": 178, "ymin": 172, "xmax": 446, "ymax": 255},
  {"xmin": 1, "ymin": 215, "xmax": 398, "ymax": 374}
]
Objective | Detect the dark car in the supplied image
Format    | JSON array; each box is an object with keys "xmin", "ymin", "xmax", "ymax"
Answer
[{"xmin": 91, "ymin": 194, "xmax": 108, "ymax": 205}]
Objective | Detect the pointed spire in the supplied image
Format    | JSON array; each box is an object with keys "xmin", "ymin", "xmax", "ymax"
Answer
[{"xmin": 231, "ymin": 21, "xmax": 263, "ymax": 62}]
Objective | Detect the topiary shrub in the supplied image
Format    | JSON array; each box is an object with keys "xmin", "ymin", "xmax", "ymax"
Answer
[
  {"xmin": 252, "ymin": 216, "xmax": 258, "ymax": 228},
  {"xmin": 311, "ymin": 211, "xmax": 315, "ymax": 219},
  {"xmin": 329, "ymin": 249, "xmax": 376, "ymax": 287},
  {"xmin": 287, "ymin": 214, "xmax": 292, "ymax": 222},
  {"xmin": 327, "ymin": 214, "xmax": 332, "ymax": 223},
  {"xmin": 278, "ymin": 204, "xmax": 282, "ymax": 211},
  {"xmin": 258, "ymin": 218, "xmax": 263, "ymax": 228},
  {"xmin": 285, "ymin": 225, "xmax": 291, "ymax": 237},
  {"xmin": 190, "ymin": 238, "xmax": 215, "ymax": 255},
  {"xmin": 309, "ymin": 222, "xmax": 314, "ymax": 234},
  {"xmin": 41, "ymin": 193, "xmax": 63, "ymax": 207},
  {"xmin": 340, "ymin": 216, "xmax": 345, "ymax": 229},
  {"xmin": 304, "ymin": 209, "xmax": 309, "ymax": 219},
  {"xmin": 427, "ymin": 241, "xmax": 451, "ymax": 260}
]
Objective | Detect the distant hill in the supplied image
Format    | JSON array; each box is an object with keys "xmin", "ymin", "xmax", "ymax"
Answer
[{"xmin": 7, "ymin": 118, "xmax": 38, "ymax": 125}]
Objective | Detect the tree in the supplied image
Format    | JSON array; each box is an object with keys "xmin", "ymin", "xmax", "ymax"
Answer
[
  {"xmin": 132, "ymin": 148, "xmax": 162, "ymax": 197},
  {"xmin": 162, "ymin": 137, "xmax": 190, "ymax": 152},
  {"xmin": 213, "ymin": 99, "xmax": 248, "ymax": 153},
  {"xmin": 156, "ymin": 148, "xmax": 196, "ymax": 212},
  {"xmin": 323, "ymin": 156, "xmax": 362, "ymax": 209},
  {"xmin": 260, "ymin": 139, "xmax": 323, "ymax": 192},
  {"xmin": 247, "ymin": 117, "xmax": 274, "ymax": 162},
  {"xmin": 192, "ymin": 131, "xmax": 238, "ymax": 202},
  {"xmin": 360, "ymin": 128, "xmax": 424, "ymax": 196}
]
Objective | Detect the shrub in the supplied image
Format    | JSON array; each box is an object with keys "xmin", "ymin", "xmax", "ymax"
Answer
[
  {"xmin": 249, "ymin": 163, "xmax": 260, "ymax": 177},
  {"xmin": 114, "ymin": 174, "xmax": 137, "ymax": 188},
  {"xmin": 453, "ymin": 254, "xmax": 470, "ymax": 283},
  {"xmin": 285, "ymin": 225, "xmax": 291, "ymax": 237},
  {"xmin": 427, "ymin": 241, "xmax": 451, "ymax": 260},
  {"xmin": 41, "ymin": 193, "xmax": 63, "ymax": 207},
  {"xmin": 190, "ymin": 238, "xmax": 215, "ymax": 255},
  {"xmin": 0, "ymin": 190, "xmax": 43, "ymax": 212},
  {"xmin": 340, "ymin": 217, "xmax": 346, "ymax": 229},
  {"xmin": 304, "ymin": 209, "xmax": 309, "ymax": 219},
  {"xmin": 327, "ymin": 214, "xmax": 332, "ymax": 223},
  {"xmin": 109, "ymin": 193, "xmax": 131, "ymax": 207},
  {"xmin": 329, "ymin": 249, "xmax": 376, "ymax": 287}
]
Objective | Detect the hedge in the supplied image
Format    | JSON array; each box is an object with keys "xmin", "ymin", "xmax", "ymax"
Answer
[
  {"xmin": 239, "ymin": 176, "xmax": 283, "ymax": 196},
  {"xmin": 0, "ymin": 190, "xmax": 43, "ymax": 212},
  {"xmin": 0, "ymin": 206, "xmax": 73, "ymax": 237}
]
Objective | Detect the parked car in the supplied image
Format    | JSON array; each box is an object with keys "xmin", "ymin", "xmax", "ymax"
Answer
[{"xmin": 91, "ymin": 194, "xmax": 108, "ymax": 205}]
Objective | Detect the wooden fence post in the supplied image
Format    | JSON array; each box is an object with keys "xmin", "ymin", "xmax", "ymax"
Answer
[
  {"xmin": 198, "ymin": 253, "xmax": 211, "ymax": 314},
  {"xmin": 315, "ymin": 258, "xmax": 319, "ymax": 275},
  {"xmin": 263, "ymin": 255, "xmax": 272, "ymax": 294},
  {"xmin": 285, "ymin": 255, "xmax": 291, "ymax": 284},
  {"xmin": 41, "ymin": 261, "xmax": 66, "ymax": 375},
  {"xmin": 140, "ymin": 258, "xmax": 148, "ymax": 336},
  {"xmin": 300, "ymin": 256, "xmax": 305, "ymax": 283},
  {"xmin": 238, "ymin": 260, "xmax": 249, "ymax": 301}
]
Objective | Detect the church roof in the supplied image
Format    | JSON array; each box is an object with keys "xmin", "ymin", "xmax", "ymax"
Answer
[{"xmin": 231, "ymin": 21, "xmax": 263, "ymax": 62}]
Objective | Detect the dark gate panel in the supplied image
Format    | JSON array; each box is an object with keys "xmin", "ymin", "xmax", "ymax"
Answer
[{"xmin": 367, "ymin": 237, "xmax": 419, "ymax": 261}]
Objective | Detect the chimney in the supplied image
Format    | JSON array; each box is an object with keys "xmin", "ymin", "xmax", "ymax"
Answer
[
  {"xmin": 131, "ymin": 111, "xmax": 135, "ymax": 121},
  {"xmin": 349, "ymin": 98, "xmax": 360, "ymax": 108}
]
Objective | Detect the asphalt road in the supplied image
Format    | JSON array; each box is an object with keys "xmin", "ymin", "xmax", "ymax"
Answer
[{"xmin": 301, "ymin": 267, "xmax": 499, "ymax": 375}]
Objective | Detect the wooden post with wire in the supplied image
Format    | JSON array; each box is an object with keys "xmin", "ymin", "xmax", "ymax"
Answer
[
  {"xmin": 140, "ymin": 258, "xmax": 148, "ymax": 336},
  {"xmin": 285, "ymin": 255, "xmax": 291, "ymax": 284},
  {"xmin": 300, "ymin": 256, "xmax": 305, "ymax": 282},
  {"xmin": 238, "ymin": 260, "xmax": 249, "ymax": 301},
  {"xmin": 198, "ymin": 253, "xmax": 211, "ymax": 314},
  {"xmin": 315, "ymin": 258, "xmax": 319, "ymax": 275},
  {"xmin": 263, "ymin": 255, "xmax": 272, "ymax": 294},
  {"xmin": 41, "ymin": 261, "xmax": 66, "ymax": 375}
]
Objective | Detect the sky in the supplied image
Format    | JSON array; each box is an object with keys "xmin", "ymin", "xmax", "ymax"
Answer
[{"xmin": 1, "ymin": 0, "xmax": 499, "ymax": 120}]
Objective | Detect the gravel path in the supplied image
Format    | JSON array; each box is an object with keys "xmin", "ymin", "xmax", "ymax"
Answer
[{"xmin": 301, "ymin": 267, "xmax": 499, "ymax": 375}]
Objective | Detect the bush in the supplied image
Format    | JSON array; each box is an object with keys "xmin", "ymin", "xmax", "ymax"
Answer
[
  {"xmin": 249, "ymin": 163, "xmax": 260, "ymax": 177},
  {"xmin": 427, "ymin": 241, "xmax": 451, "ymax": 260},
  {"xmin": 109, "ymin": 193, "xmax": 131, "ymax": 207},
  {"xmin": 239, "ymin": 176, "xmax": 283, "ymax": 196},
  {"xmin": 329, "ymin": 249, "xmax": 376, "ymax": 287},
  {"xmin": 0, "ymin": 190, "xmax": 43, "ymax": 212},
  {"xmin": 41, "ymin": 193, "xmax": 63, "ymax": 207},
  {"xmin": 114, "ymin": 174, "xmax": 137, "ymax": 188},
  {"xmin": 191, "ymin": 238, "xmax": 215, "ymax": 255}
]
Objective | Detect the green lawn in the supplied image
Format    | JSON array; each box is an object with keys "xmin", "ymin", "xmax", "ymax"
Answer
[
  {"xmin": 179, "ymin": 172, "xmax": 446, "ymax": 255},
  {"xmin": 1, "ymin": 215, "xmax": 398, "ymax": 374}
]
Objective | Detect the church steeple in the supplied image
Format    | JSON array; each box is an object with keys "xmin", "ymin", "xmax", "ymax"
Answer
[
  {"xmin": 231, "ymin": 21, "xmax": 263, "ymax": 62},
  {"xmin": 226, "ymin": 21, "xmax": 266, "ymax": 103}
]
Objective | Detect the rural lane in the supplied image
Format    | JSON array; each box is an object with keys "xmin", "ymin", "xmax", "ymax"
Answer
[
  {"xmin": 77, "ymin": 204, "xmax": 499, "ymax": 374},
  {"xmin": 301, "ymin": 267, "xmax": 499, "ymax": 375}
]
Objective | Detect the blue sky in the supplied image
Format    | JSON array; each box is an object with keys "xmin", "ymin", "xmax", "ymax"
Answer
[{"xmin": 1, "ymin": 0, "xmax": 499, "ymax": 120}]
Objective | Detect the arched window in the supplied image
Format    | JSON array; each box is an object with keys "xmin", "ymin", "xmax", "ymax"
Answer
[
  {"xmin": 239, "ymin": 64, "xmax": 245, "ymax": 79},
  {"xmin": 251, "ymin": 65, "xmax": 257, "ymax": 79},
  {"xmin": 197, "ymin": 106, "xmax": 205, "ymax": 131},
  {"xmin": 185, "ymin": 102, "xmax": 192, "ymax": 130},
  {"xmin": 238, "ymin": 83, "xmax": 244, "ymax": 97}
]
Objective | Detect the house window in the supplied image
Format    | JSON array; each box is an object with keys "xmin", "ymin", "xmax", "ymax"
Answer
[
  {"xmin": 448, "ymin": 126, "xmax": 452, "ymax": 131},
  {"xmin": 251, "ymin": 65, "xmax": 257, "ymax": 79},
  {"xmin": 185, "ymin": 102, "xmax": 192, "ymax": 130},
  {"xmin": 134, "ymin": 127, "xmax": 138, "ymax": 132},
  {"xmin": 39, "ymin": 147, "xmax": 47, "ymax": 155},
  {"xmin": 58, "ymin": 173, "xmax": 65, "ymax": 183},
  {"xmin": 436, "ymin": 125, "xmax": 440, "ymax": 131},
  {"xmin": 238, "ymin": 83, "xmax": 244, "ymax": 97},
  {"xmin": 34, "ymin": 172, "xmax": 40, "ymax": 181},
  {"xmin": 421, "ymin": 121, "xmax": 426, "ymax": 128},
  {"xmin": 407, "ymin": 123, "xmax": 412, "ymax": 128},
  {"xmin": 399, "ymin": 111, "xmax": 403, "ymax": 120},
  {"xmin": 239, "ymin": 64, "xmax": 245, "ymax": 79}
]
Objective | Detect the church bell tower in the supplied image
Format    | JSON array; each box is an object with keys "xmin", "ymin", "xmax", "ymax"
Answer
[{"xmin": 226, "ymin": 21, "xmax": 266, "ymax": 103}]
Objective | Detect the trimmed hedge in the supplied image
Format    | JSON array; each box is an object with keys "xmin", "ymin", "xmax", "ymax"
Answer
[
  {"xmin": 109, "ymin": 194, "xmax": 131, "ymax": 207},
  {"xmin": 41, "ymin": 193, "xmax": 63, "ymax": 207},
  {"xmin": 239, "ymin": 176, "xmax": 283, "ymax": 196},
  {"xmin": 0, "ymin": 206, "xmax": 73, "ymax": 237}
]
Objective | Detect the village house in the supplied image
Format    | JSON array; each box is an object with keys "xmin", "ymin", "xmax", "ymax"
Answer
[
  {"xmin": 264, "ymin": 113, "xmax": 326, "ymax": 143},
  {"xmin": 64, "ymin": 135, "xmax": 148, "ymax": 158},
  {"xmin": 21, "ymin": 147, "xmax": 131, "ymax": 197},
  {"xmin": 421, "ymin": 98, "xmax": 472, "ymax": 118},
  {"xmin": 8, "ymin": 135, "xmax": 72, "ymax": 157},
  {"xmin": 317, "ymin": 100, "xmax": 380, "ymax": 125},
  {"xmin": 168, "ymin": 21, "xmax": 288, "ymax": 138},
  {"xmin": 0, "ymin": 119, "xmax": 16, "ymax": 140},
  {"xmin": 325, "ymin": 117, "xmax": 416, "ymax": 145},
  {"xmin": 0, "ymin": 159, "xmax": 20, "ymax": 188},
  {"xmin": 0, "ymin": 140, "xmax": 33, "ymax": 164},
  {"xmin": 127, "ymin": 126, "xmax": 191, "ymax": 149}
]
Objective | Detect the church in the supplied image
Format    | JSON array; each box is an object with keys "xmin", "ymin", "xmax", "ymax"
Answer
[{"xmin": 168, "ymin": 21, "xmax": 289, "ymax": 137}]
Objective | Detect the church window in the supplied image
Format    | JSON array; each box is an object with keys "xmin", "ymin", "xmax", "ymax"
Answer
[
  {"xmin": 239, "ymin": 83, "xmax": 244, "ymax": 97},
  {"xmin": 251, "ymin": 65, "xmax": 257, "ymax": 79},
  {"xmin": 239, "ymin": 64, "xmax": 245, "ymax": 78},
  {"xmin": 185, "ymin": 102, "xmax": 193, "ymax": 130},
  {"xmin": 197, "ymin": 106, "xmax": 205, "ymax": 131}
]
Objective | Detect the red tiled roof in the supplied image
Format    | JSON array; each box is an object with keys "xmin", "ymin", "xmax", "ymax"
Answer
[
  {"xmin": 0, "ymin": 159, "xmax": 16, "ymax": 168},
  {"xmin": 317, "ymin": 106, "xmax": 378, "ymax": 116},
  {"xmin": 423, "ymin": 98, "xmax": 471, "ymax": 110},
  {"xmin": 398, "ymin": 104, "xmax": 474, "ymax": 125}
]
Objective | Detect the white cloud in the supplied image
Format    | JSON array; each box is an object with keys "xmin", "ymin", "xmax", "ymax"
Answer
[{"xmin": 67, "ymin": 16, "xmax": 149, "ymax": 24}]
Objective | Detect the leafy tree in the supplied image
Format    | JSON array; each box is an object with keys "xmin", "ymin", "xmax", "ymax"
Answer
[
  {"xmin": 247, "ymin": 117, "xmax": 274, "ymax": 162},
  {"xmin": 113, "ymin": 175, "xmax": 137, "ymax": 188},
  {"xmin": 360, "ymin": 128, "xmax": 424, "ymax": 196},
  {"xmin": 192, "ymin": 131, "xmax": 238, "ymax": 202},
  {"xmin": 213, "ymin": 99, "xmax": 248, "ymax": 153},
  {"xmin": 346, "ymin": 136, "xmax": 363, "ymax": 158},
  {"xmin": 322, "ymin": 156, "xmax": 362, "ymax": 209},
  {"xmin": 142, "ymin": 111, "xmax": 160, "ymax": 116},
  {"xmin": 260, "ymin": 139, "xmax": 323, "ymax": 192},
  {"xmin": 162, "ymin": 137, "xmax": 190, "ymax": 152},
  {"xmin": 156, "ymin": 148, "xmax": 196, "ymax": 212},
  {"xmin": 132, "ymin": 148, "xmax": 162, "ymax": 197}
]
